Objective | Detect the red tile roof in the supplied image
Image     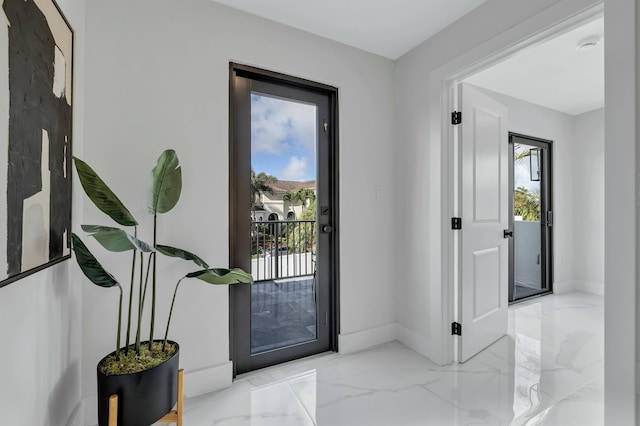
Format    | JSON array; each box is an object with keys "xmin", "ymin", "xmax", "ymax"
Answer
[{"xmin": 270, "ymin": 180, "xmax": 316, "ymax": 192}]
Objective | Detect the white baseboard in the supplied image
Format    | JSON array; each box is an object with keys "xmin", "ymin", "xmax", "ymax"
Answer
[
  {"xmin": 184, "ymin": 361, "xmax": 233, "ymax": 398},
  {"xmin": 338, "ymin": 323, "xmax": 444, "ymax": 365},
  {"xmin": 554, "ymin": 280, "xmax": 604, "ymax": 296},
  {"xmin": 573, "ymin": 280, "xmax": 605, "ymax": 296},
  {"xmin": 553, "ymin": 280, "xmax": 574, "ymax": 294},
  {"xmin": 66, "ymin": 399, "xmax": 84, "ymax": 426},
  {"xmin": 82, "ymin": 394, "xmax": 97, "ymax": 426},
  {"xmin": 338, "ymin": 323, "xmax": 396, "ymax": 354},
  {"xmin": 396, "ymin": 324, "xmax": 449, "ymax": 365},
  {"xmin": 396, "ymin": 324, "xmax": 434, "ymax": 361}
]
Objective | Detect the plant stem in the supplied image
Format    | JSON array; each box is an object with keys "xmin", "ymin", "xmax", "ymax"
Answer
[
  {"xmin": 135, "ymin": 251, "xmax": 145, "ymax": 354},
  {"xmin": 163, "ymin": 276, "xmax": 185, "ymax": 351},
  {"xmin": 125, "ymin": 246, "xmax": 137, "ymax": 353},
  {"xmin": 138, "ymin": 252, "xmax": 153, "ymax": 351},
  {"xmin": 140, "ymin": 252, "xmax": 153, "ymax": 307},
  {"xmin": 116, "ymin": 284, "xmax": 123, "ymax": 360},
  {"xmin": 150, "ymin": 214, "xmax": 157, "ymax": 350}
]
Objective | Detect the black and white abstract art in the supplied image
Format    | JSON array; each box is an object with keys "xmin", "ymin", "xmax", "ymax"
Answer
[{"xmin": 1, "ymin": 0, "xmax": 73, "ymax": 287}]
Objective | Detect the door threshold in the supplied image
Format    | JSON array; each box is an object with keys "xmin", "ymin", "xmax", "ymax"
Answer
[{"xmin": 234, "ymin": 350, "xmax": 337, "ymax": 381}]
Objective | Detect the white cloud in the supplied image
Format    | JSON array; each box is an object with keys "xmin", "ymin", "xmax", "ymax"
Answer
[
  {"xmin": 514, "ymin": 145, "xmax": 541, "ymax": 192},
  {"xmin": 280, "ymin": 156, "xmax": 311, "ymax": 181},
  {"xmin": 251, "ymin": 94, "xmax": 316, "ymax": 155},
  {"xmin": 514, "ymin": 162, "xmax": 539, "ymax": 192}
]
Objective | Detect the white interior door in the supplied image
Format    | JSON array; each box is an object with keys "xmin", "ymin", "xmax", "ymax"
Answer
[{"xmin": 458, "ymin": 83, "xmax": 509, "ymax": 362}]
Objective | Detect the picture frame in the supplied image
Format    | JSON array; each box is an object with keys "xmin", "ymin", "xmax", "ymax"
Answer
[{"xmin": 0, "ymin": 0, "xmax": 74, "ymax": 287}]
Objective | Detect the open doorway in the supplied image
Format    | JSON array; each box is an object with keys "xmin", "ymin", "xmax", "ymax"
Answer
[
  {"xmin": 463, "ymin": 14, "xmax": 604, "ymax": 300},
  {"xmin": 450, "ymin": 10, "xmax": 604, "ymax": 362}
]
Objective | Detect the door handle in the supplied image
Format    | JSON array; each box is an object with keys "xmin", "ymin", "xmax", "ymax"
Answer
[
  {"xmin": 322, "ymin": 225, "xmax": 332, "ymax": 234},
  {"xmin": 503, "ymin": 229, "xmax": 513, "ymax": 238}
]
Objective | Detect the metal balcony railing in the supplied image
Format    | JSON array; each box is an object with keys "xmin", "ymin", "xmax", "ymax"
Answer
[{"xmin": 250, "ymin": 220, "xmax": 316, "ymax": 282}]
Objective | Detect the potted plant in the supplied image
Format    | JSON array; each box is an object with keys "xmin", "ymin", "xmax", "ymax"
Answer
[{"xmin": 72, "ymin": 150, "xmax": 252, "ymax": 426}]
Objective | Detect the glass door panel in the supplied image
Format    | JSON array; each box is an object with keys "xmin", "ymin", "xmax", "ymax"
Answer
[
  {"xmin": 249, "ymin": 93, "xmax": 318, "ymax": 354},
  {"xmin": 509, "ymin": 134, "xmax": 553, "ymax": 302}
]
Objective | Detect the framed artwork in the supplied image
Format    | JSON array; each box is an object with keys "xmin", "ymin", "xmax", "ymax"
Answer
[{"xmin": 0, "ymin": 0, "xmax": 73, "ymax": 287}]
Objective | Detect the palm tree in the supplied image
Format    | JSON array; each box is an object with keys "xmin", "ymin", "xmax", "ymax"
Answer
[
  {"xmin": 282, "ymin": 190, "xmax": 296, "ymax": 220},
  {"xmin": 289, "ymin": 199, "xmax": 317, "ymax": 254},
  {"xmin": 283, "ymin": 188, "xmax": 315, "ymax": 213},
  {"xmin": 514, "ymin": 144, "xmax": 531, "ymax": 161},
  {"xmin": 514, "ymin": 186, "xmax": 540, "ymax": 221},
  {"xmin": 296, "ymin": 188, "xmax": 316, "ymax": 211},
  {"xmin": 250, "ymin": 169, "xmax": 276, "ymax": 213},
  {"xmin": 282, "ymin": 190, "xmax": 294, "ymax": 205}
]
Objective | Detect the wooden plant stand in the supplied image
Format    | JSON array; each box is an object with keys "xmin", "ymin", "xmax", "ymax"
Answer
[{"xmin": 108, "ymin": 369, "xmax": 184, "ymax": 426}]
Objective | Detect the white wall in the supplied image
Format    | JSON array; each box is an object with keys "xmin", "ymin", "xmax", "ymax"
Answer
[
  {"xmin": 394, "ymin": 0, "xmax": 602, "ymax": 365},
  {"xmin": 82, "ymin": 0, "xmax": 396, "ymax": 422},
  {"xmin": 0, "ymin": 266, "xmax": 83, "ymax": 426},
  {"xmin": 0, "ymin": 0, "xmax": 85, "ymax": 425},
  {"xmin": 604, "ymin": 0, "xmax": 638, "ymax": 423},
  {"xmin": 573, "ymin": 108, "xmax": 604, "ymax": 294}
]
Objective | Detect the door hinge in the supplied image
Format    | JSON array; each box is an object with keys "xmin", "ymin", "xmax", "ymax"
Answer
[
  {"xmin": 323, "ymin": 119, "xmax": 329, "ymax": 133},
  {"xmin": 451, "ymin": 111, "xmax": 462, "ymax": 125},
  {"xmin": 451, "ymin": 322, "xmax": 462, "ymax": 336},
  {"xmin": 451, "ymin": 217, "xmax": 462, "ymax": 230}
]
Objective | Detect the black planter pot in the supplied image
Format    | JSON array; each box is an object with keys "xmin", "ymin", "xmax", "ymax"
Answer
[{"xmin": 97, "ymin": 341, "xmax": 179, "ymax": 426}]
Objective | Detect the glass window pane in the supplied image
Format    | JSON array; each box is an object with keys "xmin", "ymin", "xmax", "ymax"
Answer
[{"xmin": 249, "ymin": 93, "xmax": 318, "ymax": 354}]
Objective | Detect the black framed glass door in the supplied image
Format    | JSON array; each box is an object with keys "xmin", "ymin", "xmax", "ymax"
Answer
[
  {"xmin": 229, "ymin": 64, "xmax": 338, "ymax": 374},
  {"xmin": 508, "ymin": 133, "xmax": 553, "ymax": 302}
]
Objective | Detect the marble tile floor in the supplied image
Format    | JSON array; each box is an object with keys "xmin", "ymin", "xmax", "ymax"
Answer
[{"xmin": 161, "ymin": 291, "xmax": 604, "ymax": 425}]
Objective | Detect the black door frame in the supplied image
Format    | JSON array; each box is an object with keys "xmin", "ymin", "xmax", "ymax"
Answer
[
  {"xmin": 228, "ymin": 63, "xmax": 340, "ymax": 375},
  {"xmin": 508, "ymin": 132, "xmax": 554, "ymax": 303}
]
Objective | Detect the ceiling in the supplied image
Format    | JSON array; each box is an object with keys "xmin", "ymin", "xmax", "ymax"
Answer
[
  {"xmin": 465, "ymin": 17, "xmax": 604, "ymax": 116},
  {"xmin": 210, "ymin": 0, "xmax": 486, "ymax": 59},
  {"xmin": 212, "ymin": 1, "xmax": 603, "ymax": 115}
]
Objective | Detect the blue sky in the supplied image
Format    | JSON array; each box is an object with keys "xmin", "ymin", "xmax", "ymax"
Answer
[{"xmin": 251, "ymin": 93, "xmax": 317, "ymax": 181}]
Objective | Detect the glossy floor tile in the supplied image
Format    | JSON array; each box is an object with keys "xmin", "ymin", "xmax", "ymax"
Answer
[{"xmin": 169, "ymin": 291, "xmax": 604, "ymax": 425}]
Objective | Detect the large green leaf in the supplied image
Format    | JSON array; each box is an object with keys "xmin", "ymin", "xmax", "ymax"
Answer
[
  {"xmin": 82, "ymin": 225, "xmax": 154, "ymax": 253},
  {"xmin": 186, "ymin": 268, "xmax": 253, "ymax": 285},
  {"xmin": 71, "ymin": 234, "xmax": 119, "ymax": 288},
  {"xmin": 156, "ymin": 245, "xmax": 209, "ymax": 268},
  {"xmin": 73, "ymin": 157, "xmax": 138, "ymax": 226},
  {"xmin": 146, "ymin": 150, "xmax": 182, "ymax": 215}
]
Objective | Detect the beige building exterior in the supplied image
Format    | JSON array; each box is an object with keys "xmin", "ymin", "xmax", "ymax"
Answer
[{"xmin": 253, "ymin": 180, "xmax": 316, "ymax": 222}]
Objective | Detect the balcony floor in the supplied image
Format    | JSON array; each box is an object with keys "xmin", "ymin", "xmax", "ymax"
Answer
[
  {"xmin": 251, "ymin": 276, "xmax": 317, "ymax": 354},
  {"xmin": 514, "ymin": 283, "xmax": 545, "ymax": 299}
]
